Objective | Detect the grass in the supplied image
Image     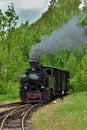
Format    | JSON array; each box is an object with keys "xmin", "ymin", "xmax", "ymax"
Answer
[
  {"xmin": 0, "ymin": 84, "xmax": 20, "ymax": 103},
  {"xmin": 0, "ymin": 94, "xmax": 20, "ymax": 103},
  {"xmin": 31, "ymin": 92, "xmax": 87, "ymax": 130}
]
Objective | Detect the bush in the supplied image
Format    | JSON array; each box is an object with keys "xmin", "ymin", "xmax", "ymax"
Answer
[
  {"xmin": 6, "ymin": 81, "xmax": 19, "ymax": 99},
  {"xmin": 0, "ymin": 81, "xmax": 7, "ymax": 94}
]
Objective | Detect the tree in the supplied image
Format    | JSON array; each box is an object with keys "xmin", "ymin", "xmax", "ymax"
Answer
[
  {"xmin": 0, "ymin": 9, "xmax": 7, "ymax": 32},
  {"xmin": 49, "ymin": 0, "xmax": 59, "ymax": 8},
  {"xmin": 0, "ymin": 3, "xmax": 19, "ymax": 82},
  {"xmin": 5, "ymin": 3, "xmax": 19, "ymax": 29}
]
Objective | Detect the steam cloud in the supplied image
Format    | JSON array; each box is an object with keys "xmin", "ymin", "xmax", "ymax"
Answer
[{"xmin": 29, "ymin": 15, "xmax": 87, "ymax": 59}]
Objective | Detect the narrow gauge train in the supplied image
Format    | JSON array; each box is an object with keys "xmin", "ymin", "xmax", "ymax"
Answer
[{"xmin": 19, "ymin": 58, "xmax": 70, "ymax": 103}]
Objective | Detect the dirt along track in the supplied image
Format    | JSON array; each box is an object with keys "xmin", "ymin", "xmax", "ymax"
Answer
[{"xmin": 0, "ymin": 102, "xmax": 42, "ymax": 130}]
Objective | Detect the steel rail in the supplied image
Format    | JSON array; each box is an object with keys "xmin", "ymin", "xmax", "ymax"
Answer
[
  {"xmin": 7, "ymin": 104, "xmax": 31, "ymax": 117},
  {"xmin": 21, "ymin": 104, "xmax": 38, "ymax": 130},
  {"xmin": 0, "ymin": 102, "xmax": 22, "ymax": 108},
  {"xmin": 3, "ymin": 105, "xmax": 32, "ymax": 128},
  {"xmin": 0, "ymin": 104, "xmax": 30, "ymax": 130},
  {"xmin": 0, "ymin": 106, "xmax": 17, "ymax": 120}
]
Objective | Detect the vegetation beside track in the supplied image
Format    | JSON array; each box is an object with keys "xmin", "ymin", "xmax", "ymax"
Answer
[
  {"xmin": 0, "ymin": 94, "xmax": 19, "ymax": 103},
  {"xmin": 31, "ymin": 92, "xmax": 87, "ymax": 130},
  {"xmin": 0, "ymin": 85, "xmax": 19, "ymax": 103}
]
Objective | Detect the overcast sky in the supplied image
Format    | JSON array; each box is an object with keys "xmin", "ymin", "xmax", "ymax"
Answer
[
  {"xmin": 0, "ymin": 0, "xmax": 51, "ymax": 25},
  {"xmin": 0, "ymin": 0, "xmax": 86, "ymax": 26}
]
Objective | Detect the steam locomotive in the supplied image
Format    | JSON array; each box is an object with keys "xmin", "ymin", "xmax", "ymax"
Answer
[{"xmin": 19, "ymin": 58, "xmax": 70, "ymax": 103}]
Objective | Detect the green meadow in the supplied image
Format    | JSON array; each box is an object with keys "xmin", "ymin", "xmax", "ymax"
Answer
[{"xmin": 31, "ymin": 92, "xmax": 87, "ymax": 130}]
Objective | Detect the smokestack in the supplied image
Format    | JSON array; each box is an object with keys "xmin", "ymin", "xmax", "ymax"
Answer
[
  {"xmin": 29, "ymin": 15, "xmax": 87, "ymax": 59},
  {"xmin": 29, "ymin": 58, "xmax": 39, "ymax": 67}
]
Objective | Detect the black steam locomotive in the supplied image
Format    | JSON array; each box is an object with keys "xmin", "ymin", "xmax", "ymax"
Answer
[{"xmin": 19, "ymin": 58, "xmax": 70, "ymax": 103}]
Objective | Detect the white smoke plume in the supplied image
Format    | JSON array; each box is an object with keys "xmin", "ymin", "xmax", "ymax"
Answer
[{"xmin": 29, "ymin": 15, "xmax": 87, "ymax": 59}]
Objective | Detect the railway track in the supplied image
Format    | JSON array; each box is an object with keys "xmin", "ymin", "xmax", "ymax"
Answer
[
  {"xmin": 0, "ymin": 102, "xmax": 22, "ymax": 108},
  {"xmin": 0, "ymin": 102, "xmax": 41, "ymax": 130}
]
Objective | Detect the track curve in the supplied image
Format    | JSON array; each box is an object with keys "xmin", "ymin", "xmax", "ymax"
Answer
[{"xmin": 0, "ymin": 102, "xmax": 41, "ymax": 130}]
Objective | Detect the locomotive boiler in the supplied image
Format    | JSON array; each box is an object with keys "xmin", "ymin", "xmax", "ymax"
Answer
[{"xmin": 19, "ymin": 58, "xmax": 70, "ymax": 103}]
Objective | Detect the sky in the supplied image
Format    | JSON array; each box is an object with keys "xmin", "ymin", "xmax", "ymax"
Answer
[
  {"xmin": 0, "ymin": 0, "xmax": 51, "ymax": 25},
  {"xmin": 0, "ymin": 0, "xmax": 87, "ymax": 26}
]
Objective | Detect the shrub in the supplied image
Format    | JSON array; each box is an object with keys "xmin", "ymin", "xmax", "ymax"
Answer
[{"xmin": 0, "ymin": 81, "xmax": 7, "ymax": 94}]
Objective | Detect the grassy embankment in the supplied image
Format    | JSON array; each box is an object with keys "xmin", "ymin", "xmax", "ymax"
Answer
[
  {"xmin": 31, "ymin": 92, "xmax": 87, "ymax": 130},
  {"xmin": 0, "ymin": 85, "xmax": 19, "ymax": 103}
]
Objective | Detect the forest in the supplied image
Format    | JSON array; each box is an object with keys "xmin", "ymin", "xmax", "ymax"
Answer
[{"xmin": 0, "ymin": 0, "xmax": 87, "ymax": 96}]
